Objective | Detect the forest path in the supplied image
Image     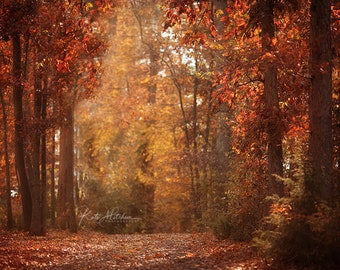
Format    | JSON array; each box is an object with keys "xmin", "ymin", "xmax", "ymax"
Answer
[{"xmin": 1, "ymin": 230, "xmax": 271, "ymax": 269}]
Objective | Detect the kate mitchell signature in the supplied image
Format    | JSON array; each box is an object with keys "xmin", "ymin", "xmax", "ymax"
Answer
[{"xmin": 78, "ymin": 207, "xmax": 141, "ymax": 227}]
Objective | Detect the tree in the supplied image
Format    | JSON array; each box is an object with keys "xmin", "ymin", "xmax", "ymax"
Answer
[
  {"xmin": 163, "ymin": 0, "xmax": 312, "ymax": 238},
  {"xmin": 0, "ymin": 81, "xmax": 13, "ymax": 229},
  {"xmin": 247, "ymin": 0, "xmax": 300, "ymax": 196},
  {"xmin": 0, "ymin": 0, "xmax": 113, "ymax": 233},
  {"xmin": 55, "ymin": 0, "xmax": 109, "ymax": 232},
  {"xmin": 12, "ymin": 30, "xmax": 33, "ymax": 231},
  {"xmin": 29, "ymin": 69, "xmax": 45, "ymax": 234},
  {"xmin": 252, "ymin": 1, "xmax": 338, "ymax": 265},
  {"xmin": 259, "ymin": 0, "xmax": 284, "ymax": 197},
  {"xmin": 308, "ymin": 0, "xmax": 333, "ymax": 204},
  {"xmin": 57, "ymin": 100, "xmax": 78, "ymax": 232}
]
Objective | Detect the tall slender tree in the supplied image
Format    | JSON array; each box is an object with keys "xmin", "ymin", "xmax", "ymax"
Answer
[
  {"xmin": 308, "ymin": 0, "xmax": 333, "ymax": 203},
  {"xmin": 12, "ymin": 31, "xmax": 32, "ymax": 231},
  {"xmin": 0, "ymin": 86, "xmax": 13, "ymax": 229},
  {"xmin": 29, "ymin": 70, "xmax": 44, "ymax": 235},
  {"xmin": 260, "ymin": 0, "xmax": 284, "ymax": 197},
  {"xmin": 57, "ymin": 100, "xmax": 78, "ymax": 232}
]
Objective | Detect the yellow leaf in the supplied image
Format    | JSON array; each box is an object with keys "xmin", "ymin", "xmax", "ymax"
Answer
[
  {"xmin": 85, "ymin": 2, "xmax": 93, "ymax": 11},
  {"xmin": 141, "ymin": 77, "xmax": 150, "ymax": 84},
  {"xmin": 215, "ymin": 9, "xmax": 224, "ymax": 17}
]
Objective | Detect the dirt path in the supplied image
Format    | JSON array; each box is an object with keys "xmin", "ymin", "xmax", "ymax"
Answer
[{"xmin": 1, "ymin": 231, "xmax": 270, "ymax": 269}]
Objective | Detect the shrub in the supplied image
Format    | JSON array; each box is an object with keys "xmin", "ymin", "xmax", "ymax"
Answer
[
  {"xmin": 211, "ymin": 215, "xmax": 232, "ymax": 239},
  {"xmin": 253, "ymin": 176, "xmax": 340, "ymax": 267},
  {"xmin": 211, "ymin": 211, "xmax": 259, "ymax": 241}
]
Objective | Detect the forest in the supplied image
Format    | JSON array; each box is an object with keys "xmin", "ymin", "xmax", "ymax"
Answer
[{"xmin": 0, "ymin": 0, "xmax": 339, "ymax": 269}]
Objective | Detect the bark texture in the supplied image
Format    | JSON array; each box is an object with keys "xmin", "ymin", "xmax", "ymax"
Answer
[
  {"xmin": 309, "ymin": 0, "xmax": 333, "ymax": 203},
  {"xmin": 261, "ymin": 0, "xmax": 284, "ymax": 197},
  {"xmin": 57, "ymin": 103, "xmax": 77, "ymax": 232},
  {"xmin": 12, "ymin": 32, "xmax": 32, "ymax": 230},
  {"xmin": 1, "ymin": 86, "xmax": 13, "ymax": 229}
]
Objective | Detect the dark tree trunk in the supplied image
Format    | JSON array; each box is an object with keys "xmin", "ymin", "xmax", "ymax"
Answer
[
  {"xmin": 12, "ymin": 32, "xmax": 32, "ymax": 230},
  {"xmin": 309, "ymin": 0, "xmax": 333, "ymax": 203},
  {"xmin": 50, "ymin": 129, "xmax": 56, "ymax": 227},
  {"xmin": 192, "ymin": 56, "xmax": 201, "ymax": 219},
  {"xmin": 1, "ymin": 87, "xmax": 14, "ymax": 229},
  {"xmin": 57, "ymin": 103, "xmax": 77, "ymax": 232},
  {"xmin": 202, "ymin": 81, "xmax": 214, "ymax": 212},
  {"xmin": 29, "ymin": 72, "xmax": 44, "ymax": 235},
  {"xmin": 41, "ymin": 77, "xmax": 48, "ymax": 231},
  {"xmin": 261, "ymin": 0, "xmax": 284, "ymax": 197}
]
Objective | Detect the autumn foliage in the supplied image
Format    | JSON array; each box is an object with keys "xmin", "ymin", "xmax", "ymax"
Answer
[{"xmin": 0, "ymin": 0, "xmax": 339, "ymax": 269}]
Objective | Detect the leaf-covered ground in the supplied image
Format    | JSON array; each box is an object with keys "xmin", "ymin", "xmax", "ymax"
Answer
[{"xmin": 0, "ymin": 230, "xmax": 285, "ymax": 269}]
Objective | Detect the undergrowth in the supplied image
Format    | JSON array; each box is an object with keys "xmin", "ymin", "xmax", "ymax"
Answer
[{"xmin": 253, "ymin": 176, "xmax": 340, "ymax": 268}]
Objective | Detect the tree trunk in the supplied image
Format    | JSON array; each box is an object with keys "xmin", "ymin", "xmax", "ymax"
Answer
[
  {"xmin": 148, "ymin": 6, "xmax": 158, "ymax": 105},
  {"xmin": 12, "ymin": 32, "xmax": 32, "ymax": 230},
  {"xmin": 41, "ymin": 77, "xmax": 48, "ymax": 232},
  {"xmin": 29, "ymin": 72, "xmax": 44, "ymax": 235},
  {"xmin": 148, "ymin": 49, "xmax": 157, "ymax": 104},
  {"xmin": 309, "ymin": 0, "xmax": 333, "ymax": 203},
  {"xmin": 1, "ymin": 87, "xmax": 14, "ymax": 229},
  {"xmin": 202, "ymin": 81, "xmax": 214, "ymax": 212},
  {"xmin": 57, "ymin": 103, "xmax": 77, "ymax": 232},
  {"xmin": 192, "ymin": 55, "xmax": 202, "ymax": 219},
  {"xmin": 261, "ymin": 0, "xmax": 284, "ymax": 197},
  {"xmin": 212, "ymin": 0, "xmax": 231, "ymax": 171},
  {"xmin": 50, "ymin": 128, "xmax": 56, "ymax": 227},
  {"xmin": 211, "ymin": 0, "xmax": 232, "ymax": 212},
  {"xmin": 131, "ymin": 1, "xmax": 158, "ymax": 105}
]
